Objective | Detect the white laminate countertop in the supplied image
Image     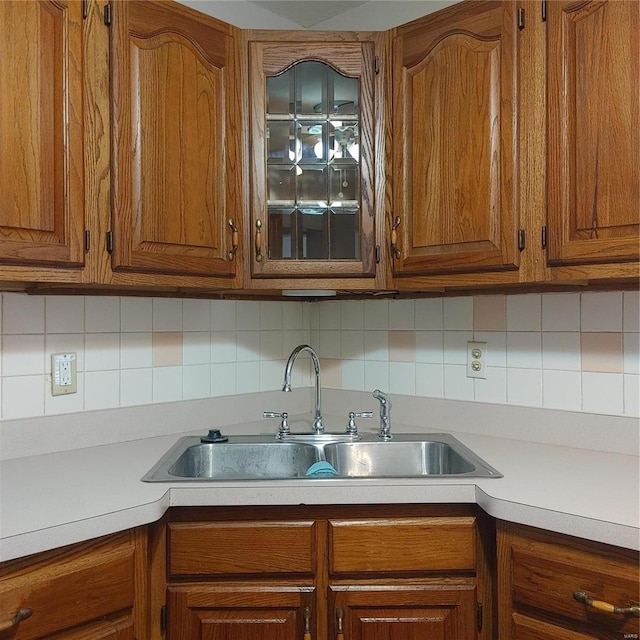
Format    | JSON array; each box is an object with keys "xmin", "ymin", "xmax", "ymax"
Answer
[{"xmin": 0, "ymin": 426, "xmax": 638, "ymax": 562}]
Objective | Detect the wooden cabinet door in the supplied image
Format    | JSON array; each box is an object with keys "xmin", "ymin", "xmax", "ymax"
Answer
[
  {"xmin": 331, "ymin": 584, "xmax": 478, "ymax": 639},
  {"xmin": 110, "ymin": 0, "xmax": 241, "ymax": 279},
  {"xmin": 0, "ymin": 0, "xmax": 85, "ymax": 268},
  {"xmin": 248, "ymin": 35, "xmax": 377, "ymax": 280},
  {"xmin": 546, "ymin": 0, "xmax": 639, "ymax": 266},
  {"xmin": 167, "ymin": 585, "xmax": 314, "ymax": 640},
  {"xmin": 391, "ymin": 1, "xmax": 519, "ymax": 276}
]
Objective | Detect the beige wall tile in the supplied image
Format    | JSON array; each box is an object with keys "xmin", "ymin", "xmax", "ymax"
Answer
[
  {"xmin": 389, "ymin": 330, "xmax": 416, "ymax": 362},
  {"xmin": 581, "ymin": 332, "xmax": 623, "ymax": 373},
  {"xmin": 321, "ymin": 358, "xmax": 342, "ymax": 388},
  {"xmin": 473, "ymin": 295, "xmax": 506, "ymax": 331},
  {"xmin": 153, "ymin": 332, "xmax": 183, "ymax": 367}
]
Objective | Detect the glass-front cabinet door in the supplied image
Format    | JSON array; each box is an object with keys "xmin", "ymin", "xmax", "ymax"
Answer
[{"xmin": 249, "ymin": 38, "xmax": 378, "ymax": 282}]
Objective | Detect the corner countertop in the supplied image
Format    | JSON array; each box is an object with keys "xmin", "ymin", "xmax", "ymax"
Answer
[{"xmin": 0, "ymin": 425, "xmax": 638, "ymax": 562}]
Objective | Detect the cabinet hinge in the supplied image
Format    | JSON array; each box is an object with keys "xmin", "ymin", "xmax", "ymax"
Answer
[
  {"xmin": 541, "ymin": 225, "xmax": 548, "ymax": 249},
  {"xmin": 374, "ymin": 56, "xmax": 380, "ymax": 75},
  {"xmin": 82, "ymin": 0, "xmax": 88, "ymax": 19},
  {"xmin": 160, "ymin": 604, "xmax": 168, "ymax": 634},
  {"xmin": 476, "ymin": 602, "xmax": 483, "ymax": 632},
  {"xmin": 103, "ymin": 2, "xmax": 112, "ymax": 26},
  {"xmin": 518, "ymin": 7, "xmax": 525, "ymax": 29},
  {"xmin": 106, "ymin": 231, "xmax": 114, "ymax": 254},
  {"xmin": 542, "ymin": 0, "xmax": 547, "ymax": 22},
  {"xmin": 375, "ymin": 245, "xmax": 381, "ymax": 264},
  {"xmin": 518, "ymin": 229, "xmax": 526, "ymax": 251},
  {"xmin": 84, "ymin": 230, "xmax": 90, "ymax": 252}
]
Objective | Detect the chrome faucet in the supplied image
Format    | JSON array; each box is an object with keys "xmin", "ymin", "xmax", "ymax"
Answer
[
  {"xmin": 372, "ymin": 389, "xmax": 392, "ymax": 440},
  {"xmin": 283, "ymin": 345, "xmax": 324, "ymax": 434}
]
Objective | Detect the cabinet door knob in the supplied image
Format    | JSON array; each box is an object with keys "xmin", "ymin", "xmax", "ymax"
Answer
[
  {"xmin": 390, "ymin": 216, "xmax": 401, "ymax": 259},
  {"xmin": 255, "ymin": 219, "xmax": 263, "ymax": 262},
  {"xmin": 573, "ymin": 591, "xmax": 640, "ymax": 617},
  {"xmin": 0, "ymin": 607, "xmax": 32, "ymax": 632}
]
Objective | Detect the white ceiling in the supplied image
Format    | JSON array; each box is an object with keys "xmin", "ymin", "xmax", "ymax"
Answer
[{"xmin": 176, "ymin": 0, "xmax": 459, "ymax": 30}]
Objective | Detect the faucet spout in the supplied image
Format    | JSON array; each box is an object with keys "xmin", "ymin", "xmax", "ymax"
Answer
[{"xmin": 283, "ymin": 345, "xmax": 324, "ymax": 433}]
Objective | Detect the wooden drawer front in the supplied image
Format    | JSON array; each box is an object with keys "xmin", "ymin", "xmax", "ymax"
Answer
[
  {"xmin": 329, "ymin": 517, "xmax": 476, "ymax": 574},
  {"xmin": 0, "ymin": 547, "xmax": 135, "ymax": 640},
  {"xmin": 169, "ymin": 521, "xmax": 316, "ymax": 577},
  {"xmin": 512, "ymin": 612, "xmax": 597, "ymax": 640},
  {"xmin": 511, "ymin": 544, "xmax": 639, "ymax": 635}
]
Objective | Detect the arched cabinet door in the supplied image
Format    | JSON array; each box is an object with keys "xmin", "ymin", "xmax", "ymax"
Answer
[
  {"xmin": 391, "ymin": 1, "xmax": 520, "ymax": 277},
  {"xmin": 249, "ymin": 37, "xmax": 377, "ymax": 280},
  {"xmin": 0, "ymin": 0, "xmax": 85, "ymax": 268},
  {"xmin": 110, "ymin": 0, "xmax": 241, "ymax": 280},
  {"xmin": 546, "ymin": 0, "xmax": 639, "ymax": 266}
]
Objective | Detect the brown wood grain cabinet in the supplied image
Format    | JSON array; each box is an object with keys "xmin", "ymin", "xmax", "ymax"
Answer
[
  {"xmin": 0, "ymin": 0, "xmax": 244, "ymax": 292},
  {"xmin": 0, "ymin": 529, "xmax": 148, "ymax": 640},
  {"xmin": 546, "ymin": 0, "xmax": 640, "ymax": 277},
  {"xmin": 389, "ymin": 0, "xmax": 639, "ymax": 291},
  {"xmin": 390, "ymin": 1, "xmax": 521, "ymax": 283},
  {"xmin": 497, "ymin": 521, "xmax": 640, "ymax": 639},
  {"xmin": 155, "ymin": 505, "xmax": 494, "ymax": 640},
  {"xmin": 0, "ymin": 0, "xmax": 86, "ymax": 284},
  {"xmin": 2, "ymin": 0, "xmax": 636, "ymax": 295},
  {"xmin": 109, "ymin": 0, "xmax": 242, "ymax": 282},
  {"xmin": 245, "ymin": 30, "xmax": 387, "ymax": 291}
]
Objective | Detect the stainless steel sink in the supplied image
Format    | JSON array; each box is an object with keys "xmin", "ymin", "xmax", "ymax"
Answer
[
  {"xmin": 142, "ymin": 436, "xmax": 320, "ymax": 481},
  {"xmin": 324, "ymin": 436, "xmax": 497, "ymax": 477},
  {"xmin": 141, "ymin": 433, "xmax": 501, "ymax": 482}
]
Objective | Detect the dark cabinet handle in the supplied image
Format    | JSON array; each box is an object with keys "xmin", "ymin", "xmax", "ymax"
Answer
[
  {"xmin": 0, "ymin": 607, "xmax": 32, "ymax": 632},
  {"xmin": 336, "ymin": 606, "xmax": 345, "ymax": 640},
  {"xmin": 390, "ymin": 216, "xmax": 401, "ymax": 259},
  {"xmin": 255, "ymin": 219, "xmax": 263, "ymax": 262},
  {"xmin": 303, "ymin": 606, "xmax": 312, "ymax": 640},
  {"xmin": 228, "ymin": 219, "xmax": 239, "ymax": 260}
]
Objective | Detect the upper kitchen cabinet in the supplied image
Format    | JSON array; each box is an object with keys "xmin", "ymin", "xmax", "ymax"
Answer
[
  {"xmin": 109, "ymin": 0, "xmax": 242, "ymax": 284},
  {"xmin": 546, "ymin": 0, "xmax": 639, "ymax": 275},
  {"xmin": 246, "ymin": 31, "xmax": 387, "ymax": 290},
  {"xmin": 390, "ymin": 1, "xmax": 521, "ymax": 285},
  {"xmin": 0, "ymin": 0, "xmax": 86, "ymax": 281}
]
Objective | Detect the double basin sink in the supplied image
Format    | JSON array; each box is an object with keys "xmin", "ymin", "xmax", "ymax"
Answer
[{"xmin": 142, "ymin": 432, "xmax": 501, "ymax": 482}]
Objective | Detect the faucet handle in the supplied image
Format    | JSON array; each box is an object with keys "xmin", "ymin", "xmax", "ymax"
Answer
[
  {"xmin": 263, "ymin": 411, "xmax": 290, "ymax": 438},
  {"xmin": 346, "ymin": 411, "xmax": 373, "ymax": 437}
]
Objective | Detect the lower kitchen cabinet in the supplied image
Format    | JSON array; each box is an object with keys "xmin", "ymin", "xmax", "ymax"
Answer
[
  {"xmin": 167, "ymin": 585, "xmax": 313, "ymax": 639},
  {"xmin": 156, "ymin": 505, "xmax": 494, "ymax": 640},
  {"xmin": 497, "ymin": 521, "xmax": 640, "ymax": 639},
  {"xmin": 0, "ymin": 529, "xmax": 147, "ymax": 640},
  {"xmin": 331, "ymin": 585, "xmax": 478, "ymax": 638}
]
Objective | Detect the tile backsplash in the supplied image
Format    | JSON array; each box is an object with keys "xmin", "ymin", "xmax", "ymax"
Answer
[{"xmin": 0, "ymin": 291, "xmax": 638, "ymax": 420}]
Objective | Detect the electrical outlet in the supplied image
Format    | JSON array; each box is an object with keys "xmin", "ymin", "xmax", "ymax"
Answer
[
  {"xmin": 51, "ymin": 352, "xmax": 77, "ymax": 396},
  {"xmin": 467, "ymin": 341, "xmax": 487, "ymax": 379}
]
